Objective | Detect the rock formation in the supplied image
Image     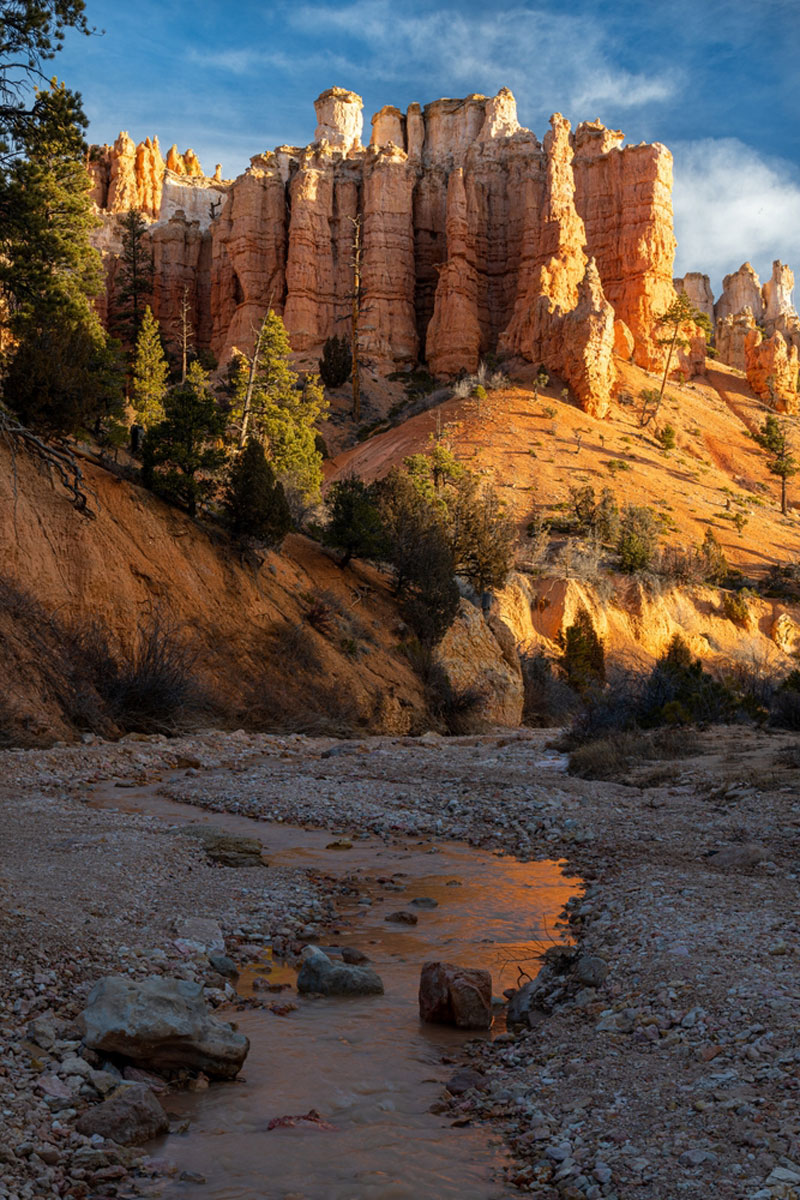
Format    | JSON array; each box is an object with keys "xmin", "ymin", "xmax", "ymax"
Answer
[
  {"xmin": 713, "ymin": 259, "xmax": 800, "ymax": 376},
  {"xmin": 89, "ymin": 87, "xmax": 685, "ymax": 416},
  {"xmin": 716, "ymin": 309, "xmax": 757, "ymax": 372},
  {"xmin": 715, "ymin": 263, "xmax": 764, "ymax": 324},
  {"xmin": 674, "ymin": 272, "xmax": 714, "ymax": 322},
  {"xmin": 744, "ymin": 328, "xmax": 799, "ymax": 412}
]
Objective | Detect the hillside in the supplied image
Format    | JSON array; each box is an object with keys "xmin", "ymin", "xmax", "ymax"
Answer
[
  {"xmin": 0, "ymin": 443, "xmax": 424, "ymax": 745},
  {"xmin": 328, "ymin": 356, "xmax": 800, "ymax": 575}
]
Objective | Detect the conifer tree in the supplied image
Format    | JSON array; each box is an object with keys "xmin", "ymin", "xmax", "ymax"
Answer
[
  {"xmin": 0, "ymin": 2, "xmax": 91, "ymax": 165},
  {"xmin": 324, "ymin": 476, "xmax": 387, "ymax": 566},
  {"xmin": 132, "ymin": 305, "xmax": 168, "ymax": 428},
  {"xmin": 754, "ymin": 415, "xmax": 798, "ymax": 515},
  {"xmin": 142, "ymin": 361, "xmax": 226, "ymax": 515},
  {"xmin": 231, "ymin": 311, "xmax": 328, "ymax": 501},
  {"xmin": 114, "ymin": 208, "xmax": 154, "ymax": 348},
  {"xmin": 224, "ymin": 438, "xmax": 292, "ymax": 545},
  {"xmin": 0, "ymin": 80, "xmax": 122, "ymax": 435}
]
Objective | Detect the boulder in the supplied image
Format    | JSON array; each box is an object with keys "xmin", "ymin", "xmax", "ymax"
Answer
[
  {"xmin": 418, "ymin": 961, "xmax": 493, "ymax": 1030},
  {"xmin": 183, "ymin": 826, "xmax": 266, "ymax": 868},
  {"xmin": 80, "ymin": 975, "xmax": 249, "ymax": 1080},
  {"xmin": 707, "ymin": 844, "xmax": 767, "ymax": 869},
  {"xmin": 435, "ymin": 599, "xmax": 523, "ymax": 727},
  {"xmin": 296, "ymin": 946, "xmax": 384, "ymax": 996},
  {"xmin": 75, "ymin": 1083, "xmax": 169, "ymax": 1146}
]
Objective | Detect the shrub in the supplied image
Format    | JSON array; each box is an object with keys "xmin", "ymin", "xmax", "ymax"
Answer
[
  {"xmin": 568, "ymin": 727, "xmax": 700, "ymax": 780},
  {"xmin": 318, "ymin": 335, "xmax": 352, "ymax": 388},
  {"xmin": 520, "ymin": 650, "xmax": 580, "ymax": 726},
  {"xmin": 323, "ymin": 476, "xmax": 388, "ymax": 567},
  {"xmin": 637, "ymin": 635, "xmax": 738, "ymax": 726},
  {"xmin": 772, "ymin": 669, "xmax": 800, "ymax": 730},
  {"xmin": 448, "ymin": 476, "xmax": 516, "ymax": 594},
  {"xmin": 617, "ymin": 505, "xmax": 660, "ymax": 573},
  {"xmin": 657, "ymin": 424, "xmax": 676, "ymax": 451},
  {"xmin": 722, "ymin": 590, "xmax": 751, "ymax": 626},
  {"xmin": 570, "ymin": 485, "xmax": 620, "ymax": 544}
]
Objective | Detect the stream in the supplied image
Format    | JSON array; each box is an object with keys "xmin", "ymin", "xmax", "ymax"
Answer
[{"xmin": 90, "ymin": 773, "xmax": 578, "ymax": 1200}]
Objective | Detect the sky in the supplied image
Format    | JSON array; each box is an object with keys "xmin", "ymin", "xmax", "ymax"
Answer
[{"xmin": 52, "ymin": 0, "xmax": 800, "ymax": 295}]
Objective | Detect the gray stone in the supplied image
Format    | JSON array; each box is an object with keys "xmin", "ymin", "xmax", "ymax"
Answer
[
  {"xmin": 208, "ymin": 953, "xmax": 239, "ymax": 978},
  {"xmin": 174, "ymin": 918, "xmax": 225, "ymax": 953},
  {"xmin": 341, "ymin": 947, "xmax": 370, "ymax": 965},
  {"xmin": 445, "ymin": 1068, "xmax": 489, "ymax": 1095},
  {"xmin": 574, "ymin": 955, "xmax": 609, "ymax": 988},
  {"xmin": 75, "ymin": 1083, "xmax": 169, "ymax": 1146},
  {"xmin": 707, "ymin": 844, "xmax": 767, "ymax": 869},
  {"xmin": 80, "ymin": 975, "xmax": 249, "ymax": 1080},
  {"xmin": 410, "ymin": 897, "xmax": 439, "ymax": 909},
  {"xmin": 182, "ymin": 827, "xmax": 266, "ymax": 868},
  {"xmin": 296, "ymin": 946, "xmax": 384, "ymax": 996},
  {"xmin": 419, "ymin": 961, "xmax": 493, "ymax": 1030},
  {"xmin": 385, "ymin": 910, "xmax": 418, "ymax": 925}
]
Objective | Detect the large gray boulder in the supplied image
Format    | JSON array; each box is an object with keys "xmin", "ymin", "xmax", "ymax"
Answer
[
  {"xmin": 418, "ymin": 961, "xmax": 492, "ymax": 1030},
  {"xmin": 75, "ymin": 1082, "xmax": 169, "ymax": 1146},
  {"xmin": 296, "ymin": 946, "xmax": 384, "ymax": 996},
  {"xmin": 80, "ymin": 976, "xmax": 249, "ymax": 1080}
]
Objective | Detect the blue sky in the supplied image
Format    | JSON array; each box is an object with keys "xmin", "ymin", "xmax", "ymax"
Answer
[{"xmin": 53, "ymin": 0, "xmax": 800, "ymax": 293}]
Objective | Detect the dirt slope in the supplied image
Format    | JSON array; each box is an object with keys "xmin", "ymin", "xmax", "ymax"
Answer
[
  {"xmin": 0, "ymin": 444, "xmax": 424, "ymax": 744},
  {"xmin": 328, "ymin": 356, "xmax": 800, "ymax": 575}
]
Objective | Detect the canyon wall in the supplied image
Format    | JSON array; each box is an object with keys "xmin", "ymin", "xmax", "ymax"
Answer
[{"xmin": 89, "ymin": 87, "xmax": 684, "ymax": 415}]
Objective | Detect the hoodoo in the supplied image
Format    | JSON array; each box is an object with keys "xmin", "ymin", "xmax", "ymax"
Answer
[{"xmin": 88, "ymin": 87, "xmax": 683, "ymax": 416}]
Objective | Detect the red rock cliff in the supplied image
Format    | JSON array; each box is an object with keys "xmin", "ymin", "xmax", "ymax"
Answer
[{"xmin": 90, "ymin": 88, "xmax": 680, "ymax": 416}]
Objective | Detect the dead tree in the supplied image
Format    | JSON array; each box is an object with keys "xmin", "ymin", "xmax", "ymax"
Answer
[
  {"xmin": 349, "ymin": 214, "xmax": 363, "ymax": 423},
  {"xmin": 239, "ymin": 291, "xmax": 274, "ymax": 448},
  {"xmin": 0, "ymin": 406, "xmax": 94, "ymax": 517},
  {"xmin": 177, "ymin": 285, "xmax": 194, "ymax": 385}
]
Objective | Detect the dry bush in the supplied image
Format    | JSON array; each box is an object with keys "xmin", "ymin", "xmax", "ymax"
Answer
[
  {"xmin": 568, "ymin": 726, "xmax": 700, "ymax": 780},
  {"xmin": 520, "ymin": 650, "xmax": 580, "ymax": 727}
]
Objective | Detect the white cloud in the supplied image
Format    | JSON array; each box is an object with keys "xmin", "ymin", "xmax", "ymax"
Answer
[
  {"xmin": 672, "ymin": 138, "xmax": 800, "ymax": 296},
  {"xmin": 287, "ymin": 1, "xmax": 679, "ymax": 121}
]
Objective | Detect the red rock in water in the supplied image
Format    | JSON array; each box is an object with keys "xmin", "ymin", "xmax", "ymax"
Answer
[{"xmin": 418, "ymin": 960, "xmax": 493, "ymax": 1030}]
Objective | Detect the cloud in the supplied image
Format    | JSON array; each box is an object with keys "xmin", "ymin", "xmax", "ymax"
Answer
[
  {"xmin": 286, "ymin": 1, "xmax": 679, "ymax": 121},
  {"xmin": 672, "ymin": 138, "xmax": 800, "ymax": 294}
]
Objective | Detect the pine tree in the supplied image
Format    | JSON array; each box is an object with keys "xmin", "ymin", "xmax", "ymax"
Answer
[
  {"xmin": 318, "ymin": 335, "xmax": 352, "ymax": 388},
  {"xmin": 232, "ymin": 311, "xmax": 328, "ymax": 501},
  {"xmin": 324, "ymin": 476, "xmax": 387, "ymax": 566},
  {"xmin": 753, "ymin": 415, "xmax": 798, "ymax": 515},
  {"xmin": 132, "ymin": 305, "xmax": 168, "ymax": 428},
  {"xmin": 114, "ymin": 208, "xmax": 154, "ymax": 348},
  {"xmin": 562, "ymin": 607, "xmax": 605, "ymax": 694},
  {"xmin": 0, "ymin": 80, "xmax": 122, "ymax": 436},
  {"xmin": 224, "ymin": 438, "xmax": 292, "ymax": 545},
  {"xmin": 0, "ymin": 2, "xmax": 91, "ymax": 166},
  {"xmin": 142, "ymin": 361, "xmax": 226, "ymax": 515}
]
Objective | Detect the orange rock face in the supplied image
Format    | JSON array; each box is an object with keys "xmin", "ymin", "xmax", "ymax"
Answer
[
  {"xmin": 90, "ymin": 88, "xmax": 681, "ymax": 416},
  {"xmin": 744, "ymin": 328, "xmax": 799, "ymax": 413}
]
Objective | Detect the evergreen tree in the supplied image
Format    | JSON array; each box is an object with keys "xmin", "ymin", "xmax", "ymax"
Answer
[
  {"xmin": 447, "ymin": 475, "xmax": 515, "ymax": 595},
  {"xmin": 132, "ymin": 305, "xmax": 168, "ymax": 428},
  {"xmin": 324, "ymin": 476, "xmax": 387, "ymax": 566},
  {"xmin": 753, "ymin": 415, "xmax": 798, "ymax": 515},
  {"xmin": 318, "ymin": 334, "xmax": 352, "ymax": 388},
  {"xmin": 375, "ymin": 468, "xmax": 459, "ymax": 645},
  {"xmin": 224, "ymin": 438, "xmax": 292, "ymax": 545},
  {"xmin": 142, "ymin": 361, "xmax": 226, "ymax": 515},
  {"xmin": 0, "ymin": 1, "xmax": 91, "ymax": 165},
  {"xmin": 0, "ymin": 80, "xmax": 122, "ymax": 436},
  {"xmin": 231, "ymin": 311, "xmax": 328, "ymax": 500},
  {"xmin": 562, "ymin": 607, "xmax": 605, "ymax": 694},
  {"xmin": 114, "ymin": 208, "xmax": 154, "ymax": 348},
  {"xmin": 617, "ymin": 505, "xmax": 661, "ymax": 573}
]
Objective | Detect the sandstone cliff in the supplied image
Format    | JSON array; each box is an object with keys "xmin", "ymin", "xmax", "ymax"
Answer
[{"xmin": 89, "ymin": 87, "xmax": 684, "ymax": 417}]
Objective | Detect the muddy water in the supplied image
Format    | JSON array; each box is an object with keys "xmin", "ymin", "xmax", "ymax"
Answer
[{"xmin": 91, "ymin": 779, "xmax": 577, "ymax": 1200}]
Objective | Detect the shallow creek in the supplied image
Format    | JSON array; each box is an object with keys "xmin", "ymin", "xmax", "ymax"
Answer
[{"xmin": 90, "ymin": 776, "xmax": 578, "ymax": 1200}]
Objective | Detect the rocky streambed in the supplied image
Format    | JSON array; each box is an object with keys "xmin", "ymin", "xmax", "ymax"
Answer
[{"xmin": 1, "ymin": 726, "xmax": 800, "ymax": 1199}]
